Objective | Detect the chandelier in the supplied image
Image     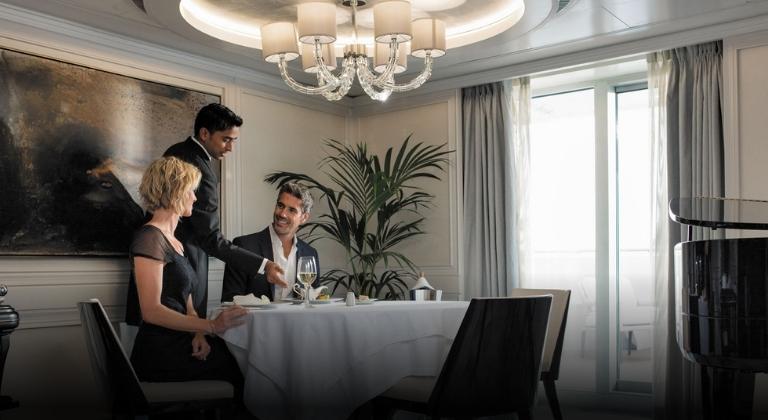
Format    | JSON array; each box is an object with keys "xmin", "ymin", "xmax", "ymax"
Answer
[{"xmin": 260, "ymin": 0, "xmax": 446, "ymax": 102}]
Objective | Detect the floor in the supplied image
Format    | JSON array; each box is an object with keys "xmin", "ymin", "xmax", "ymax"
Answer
[{"xmin": 0, "ymin": 400, "xmax": 652, "ymax": 420}]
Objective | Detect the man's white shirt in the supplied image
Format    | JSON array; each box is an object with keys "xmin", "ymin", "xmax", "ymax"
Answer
[{"xmin": 268, "ymin": 224, "xmax": 297, "ymax": 300}]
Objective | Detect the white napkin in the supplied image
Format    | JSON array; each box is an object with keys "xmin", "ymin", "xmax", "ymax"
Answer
[
  {"xmin": 410, "ymin": 273, "xmax": 434, "ymax": 290},
  {"xmin": 232, "ymin": 293, "xmax": 270, "ymax": 306}
]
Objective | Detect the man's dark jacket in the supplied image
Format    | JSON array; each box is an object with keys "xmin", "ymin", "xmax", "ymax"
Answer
[{"xmin": 221, "ymin": 227, "xmax": 319, "ymax": 302}]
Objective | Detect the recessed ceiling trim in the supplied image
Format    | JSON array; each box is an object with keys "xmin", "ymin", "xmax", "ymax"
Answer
[{"xmin": 150, "ymin": 0, "xmax": 539, "ymax": 52}]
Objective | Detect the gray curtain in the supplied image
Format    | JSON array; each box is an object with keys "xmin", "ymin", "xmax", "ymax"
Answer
[
  {"xmin": 461, "ymin": 81, "xmax": 521, "ymax": 298},
  {"xmin": 649, "ymin": 40, "xmax": 724, "ymax": 419}
]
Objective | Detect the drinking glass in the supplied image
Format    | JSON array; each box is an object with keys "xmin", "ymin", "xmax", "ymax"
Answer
[{"xmin": 297, "ymin": 256, "xmax": 317, "ymax": 308}]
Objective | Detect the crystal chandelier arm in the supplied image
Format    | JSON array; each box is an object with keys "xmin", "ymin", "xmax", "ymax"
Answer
[
  {"xmin": 312, "ymin": 41, "xmax": 342, "ymax": 88},
  {"xmin": 371, "ymin": 38, "xmax": 400, "ymax": 85},
  {"xmin": 380, "ymin": 54, "xmax": 434, "ymax": 93},
  {"xmin": 320, "ymin": 56, "xmax": 356, "ymax": 101},
  {"xmin": 278, "ymin": 55, "xmax": 338, "ymax": 95},
  {"xmin": 356, "ymin": 56, "xmax": 393, "ymax": 102}
]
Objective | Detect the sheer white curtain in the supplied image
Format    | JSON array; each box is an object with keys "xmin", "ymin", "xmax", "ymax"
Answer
[
  {"xmin": 648, "ymin": 49, "xmax": 684, "ymax": 420},
  {"xmin": 507, "ymin": 78, "xmax": 532, "ymax": 288},
  {"xmin": 461, "ymin": 78, "xmax": 530, "ymax": 298}
]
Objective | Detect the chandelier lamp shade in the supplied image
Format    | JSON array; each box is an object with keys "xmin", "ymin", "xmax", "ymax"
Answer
[{"xmin": 260, "ymin": 0, "xmax": 446, "ymax": 102}]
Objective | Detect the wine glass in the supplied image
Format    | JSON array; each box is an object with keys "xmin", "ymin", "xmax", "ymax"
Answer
[{"xmin": 297, "ymin": 256, "xmax": 317, "ymax": 308}]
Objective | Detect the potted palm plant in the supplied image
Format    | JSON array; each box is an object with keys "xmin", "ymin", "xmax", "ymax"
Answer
[{"xmin": 264, "ymin": 136, "xmax": 451, "ymax": 299}]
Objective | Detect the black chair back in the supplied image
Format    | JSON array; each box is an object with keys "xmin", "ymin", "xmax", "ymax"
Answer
[
  {"xmin": 427, "ymin": 296, "xmax": 551, "ymax": 418},
  {"xmin": 78, "ymin": 299, "xmax": 149, "ymax": 414}
]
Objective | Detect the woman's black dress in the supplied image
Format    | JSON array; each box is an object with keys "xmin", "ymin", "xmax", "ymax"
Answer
[{"xmin": 128, "ymin": 225, "xmax": 242, "ymax": 386}]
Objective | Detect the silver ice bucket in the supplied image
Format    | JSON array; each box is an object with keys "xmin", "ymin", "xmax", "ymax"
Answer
[{"xmin": 409, "ymin": 288, "xmax": 442, "ymax": 301}]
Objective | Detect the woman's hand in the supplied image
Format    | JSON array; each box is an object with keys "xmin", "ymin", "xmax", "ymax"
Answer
[
  {"xmin": 210, "ymin": 306, "xmax": 248, "ymax": 334},
  {"xmin": 191, "ymin": 333, "xmax": 211, "ymax": 361}
]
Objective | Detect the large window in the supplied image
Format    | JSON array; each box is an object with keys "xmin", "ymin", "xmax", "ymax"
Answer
[
  {"xmin": 527, "ymin": 70, "xmax": 652, "ymax": 394},
  {"xmin": 615, "ymin": 85, "xmax": 652, "ymax": 391},
  {"xmin": 529, "ymin": 88, "xmax": 597, "ymax": 391}
]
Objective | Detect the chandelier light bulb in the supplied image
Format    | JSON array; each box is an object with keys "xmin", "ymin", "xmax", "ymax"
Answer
[
  {"xmin": 411, "ymin": 18, "xmax": 446, "ymax": 58},
  {"xmin": 373, "ymin": 1, "xmax": 413, "ymax": 43},
  {"xmin": 261, "ymin": 22, "xmax": 300, "ymax": 63},
  {"xmin": 297, "ymin": 2, "xmax": 337, "ymax": 44}
]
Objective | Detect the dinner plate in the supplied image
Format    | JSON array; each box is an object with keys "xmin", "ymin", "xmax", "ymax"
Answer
[
  {"xmin": 243, "ymin": 304, "xmax": 277, "ymax": 309},
  {"xmin": 355, "ymin": 298, "xmax": 377, "ymax": 305},
  {"xmin": 310, "ymin": 299, "xmax": 337, "ymax": 304},
  {"xmin": 221, "ymin": 301, "xmax": 275, "ymax": 308},
  {"xmin": 280, "ymin": 298, "xmax": 342, "ymax": 304}
]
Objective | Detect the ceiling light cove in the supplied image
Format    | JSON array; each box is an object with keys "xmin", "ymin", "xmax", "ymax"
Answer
[
  {"xmin": 179, "ymin": 0, "xmax": 526, "ymax": 51},
  {"xmin": 176, "ymin": 0, "xmax": 528, "ymax": 101}
]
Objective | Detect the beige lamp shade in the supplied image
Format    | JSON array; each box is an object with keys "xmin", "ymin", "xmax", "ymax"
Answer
[
  {"xmin": 301, "ymin": 43, "xmax": 337, "ymax": 73},
  {"xmin": 373, "ymin": 1, "xmax": 412, "ymax": 43},
  {"xmin": 411, "ymin": 18, "xmax": 446, "ymax": 58},
  {"xmin": 261, "ymin": 22, "xmax": 300, "ymax": 63},
  {"xmin": 374, "ymin": 42, "xmax": 409, "ymax": 74},
  {"xmin": 297, "ymin": 2, "xmax": 337, "ymax": 44}
]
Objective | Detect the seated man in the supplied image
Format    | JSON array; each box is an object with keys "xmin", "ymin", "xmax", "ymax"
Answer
[{"xmin": 222, "ymin": 182, "xmax": 319, "ymax": 302}]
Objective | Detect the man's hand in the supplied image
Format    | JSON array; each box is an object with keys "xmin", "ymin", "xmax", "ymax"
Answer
[{"xmin": 265, "ymin": 260, "xmax": 288, "ymax": 288}]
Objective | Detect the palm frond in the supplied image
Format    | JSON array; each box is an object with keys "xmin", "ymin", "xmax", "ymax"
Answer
[{"xmin": 264, "ymin": 136, "xmax": 452, "ymax": 299}]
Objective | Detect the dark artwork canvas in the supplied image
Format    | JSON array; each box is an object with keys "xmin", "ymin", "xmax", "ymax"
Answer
[{"xmin": 0, "ymin": 48, "xmax": 220, "ymax": 255}]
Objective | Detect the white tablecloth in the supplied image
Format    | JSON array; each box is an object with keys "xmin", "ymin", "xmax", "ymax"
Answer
[{"xmin": 219, "ymin": 300, "xmax": 469, "ymax": 420}]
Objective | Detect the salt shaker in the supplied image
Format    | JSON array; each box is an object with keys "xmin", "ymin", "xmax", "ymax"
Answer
[{"xmin": 345, "ymin": 291, "xmax": 356, "ymax": 306}]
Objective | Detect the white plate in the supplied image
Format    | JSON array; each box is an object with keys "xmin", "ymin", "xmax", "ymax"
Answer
[
  {"xmin": 221, "ymin": 301, "xmax": 274, "ymax": 308},
  {"xmin": 355, "ymin": 298, "xmax": 378, "ymax": 305},
  {"xmin": 244, "ymin": 304, "xmax": 277, "ymax": 309},
  {"xmin": 280, "ymin": 298, "xmax": 342, "ymax": 304},
  {"xmin": 310, "ymin": 299, "xmax": 340, "ymax": 304}
]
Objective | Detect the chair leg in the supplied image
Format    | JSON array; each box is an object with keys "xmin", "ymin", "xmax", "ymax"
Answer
[
  {"xmin": 370, "ymin": 399, "xmax": 396, "ymax": 420},
  {"xmin": 543, "ymin": 378, "xmax": 562, "ymax": 420},
  {"xmin": 517, "ymin": 408, "xmax": 532, "ymax": 420},
  {"xmin": 202, "ymin": 408, "xmax": 220, "ymax": 420}
]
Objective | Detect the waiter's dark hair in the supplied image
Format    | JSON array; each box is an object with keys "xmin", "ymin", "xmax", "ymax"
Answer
[{"xmin": 194, "ymin": 103, "xmax": 243, "ymax": 137}]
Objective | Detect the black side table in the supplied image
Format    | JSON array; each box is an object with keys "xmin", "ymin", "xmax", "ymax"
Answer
[{"xmin": 0, "ymin": 285, "xmax": 19, "ymax": 410}]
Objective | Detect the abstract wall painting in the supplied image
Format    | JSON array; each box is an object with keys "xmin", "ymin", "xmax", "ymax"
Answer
[{"xmin": 0, "ymin": 48, "xmax": 219, "ymax": 255}]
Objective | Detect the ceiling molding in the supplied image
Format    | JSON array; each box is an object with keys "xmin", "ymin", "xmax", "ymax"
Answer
[
  {"xmin": 2, "ymin": 1, "xmax": 768, "ymax": 110},
  {"xmin": 0, "ymin": 2, "xmax": 350, "ymax": 115},
  {"xmin": 348, "ymin": 9, "xmax": 768, "ymax": 106}
]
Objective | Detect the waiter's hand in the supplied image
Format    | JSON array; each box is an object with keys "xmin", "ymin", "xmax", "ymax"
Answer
[{"xmin": 265, "ymin": 260, "xmax": 288, "ymax": 288}]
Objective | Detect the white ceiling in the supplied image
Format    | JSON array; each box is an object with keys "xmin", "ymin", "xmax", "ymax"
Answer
[{"xmin": 2, "ymin": 0, "xmax": 768, "ymax": 97}]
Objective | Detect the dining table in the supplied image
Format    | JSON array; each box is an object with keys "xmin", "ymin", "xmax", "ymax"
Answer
[{"xmin": 218, "ymin": 299, "xmax": 470, "ymax": 420}]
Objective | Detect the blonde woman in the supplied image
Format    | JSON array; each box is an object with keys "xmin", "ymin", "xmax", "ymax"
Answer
[{"xmin": 129, "ymin": 156, "xmax": 245, "ymax": 388}]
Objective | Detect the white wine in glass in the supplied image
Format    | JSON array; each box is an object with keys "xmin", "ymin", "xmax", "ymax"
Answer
[{"xmin": 297, "ymin": 256, "xmax": 317, "ymax": 307}]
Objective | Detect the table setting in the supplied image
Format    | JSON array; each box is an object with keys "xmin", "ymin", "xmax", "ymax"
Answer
[{"xmin": 216, "ymin": 258, "xmax": 466, "ymax": 420}]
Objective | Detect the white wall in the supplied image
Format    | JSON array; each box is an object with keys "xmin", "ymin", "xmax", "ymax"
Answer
[
  {"xmin": 0, "ymin": 7, "xmax": 461, "ymax": 411},
  {"xmin": 0, "ymin": 6, "xmax": 349, "ymax": 410},
  {"xmin": 723, "ymin": 29, "xmax": 768, "ymax": 413},
  {"xmin": 724, "ymin": 30, "xmax": 768, "ymax": 202},
  {"xmin": 235, "ymin": 90, "xmax": 349, "ymax": 270},
  {"xmin": 353, "ymin": 93, "xmax": 462, "ymax": 298}
]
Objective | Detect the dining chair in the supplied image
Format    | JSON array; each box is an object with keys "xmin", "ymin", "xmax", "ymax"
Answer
[
  {"xmin": 509, "ymin": 288, "xmax": 571, "ymax": 420},
  {"xmin": 372, "ymin": 296, "xmax": 552, "ymax": 420},
  {"xmin": 78, "ymin": 299, "xmax": 234, "ymax": 419}
]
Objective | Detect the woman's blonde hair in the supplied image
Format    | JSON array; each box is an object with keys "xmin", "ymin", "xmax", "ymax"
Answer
[{"xmin": 139, "ymin": 156, "xmax": 201, "ymax": 215}]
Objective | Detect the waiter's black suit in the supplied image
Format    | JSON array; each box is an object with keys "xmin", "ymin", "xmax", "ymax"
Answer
[{"xmin": 164, "ymin": 137, "xmax": 270, "ymax": 317}]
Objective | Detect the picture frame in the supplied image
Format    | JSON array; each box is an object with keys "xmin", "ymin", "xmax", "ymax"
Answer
[{"xmin": 0, "ymin": 47, "xmax": 220, "ymax": 255}]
